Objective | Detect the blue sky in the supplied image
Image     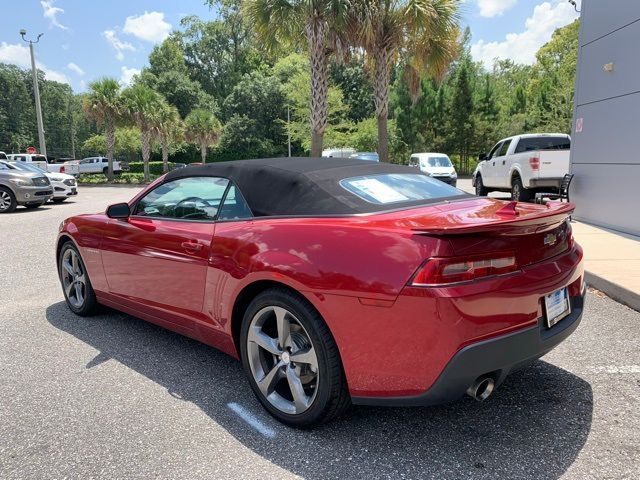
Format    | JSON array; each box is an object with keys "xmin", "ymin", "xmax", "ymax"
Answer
[{"xmin": 0, "ymin": 1, "xmax": 580, "ymax": 93}]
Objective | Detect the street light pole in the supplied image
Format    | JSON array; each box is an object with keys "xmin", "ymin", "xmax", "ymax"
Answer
[{"xmin": 20, "ymin": 29, "xmax": 47, "ymax": 158}]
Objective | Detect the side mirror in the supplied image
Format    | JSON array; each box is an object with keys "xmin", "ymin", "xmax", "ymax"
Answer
[
  {"xmin": 106, "ymin": 202, "xmax": 131, "ymax": 219},
  {"xmin": 478, "ymin": 153, "xmax": 489, "ymax": 161}
]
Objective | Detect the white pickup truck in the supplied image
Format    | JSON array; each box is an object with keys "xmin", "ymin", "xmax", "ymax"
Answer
[
  {"xmin": 78, "ymin": 156, "xmax": 123, "ymax": 175},
  {"xmin": 472, "ymin": 133, "xmax": 571, "ymax": 201},
  {"xmin": 6, "ymin": 153, "xmax": 80, "ymax": 176}
]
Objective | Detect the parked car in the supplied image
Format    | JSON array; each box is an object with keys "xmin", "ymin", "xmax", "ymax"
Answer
[
  {"xmin": 3, "ymin": 161, "xmax": 78, "ymax": 203},
  {"xmin": 7, "ymin": 153, "xmax": 80, "ymax": 176},
  {"xmin": 0, "ymin": 161, "xmax": 53, "ymax": 212},
  {"xmin": 56, "ymin": 157, "xmax": 584, "ymax": 427},
  {"xmin": 409, "ymin": 153, "xmax": 457, "ymax": 186},
  {"xmin": 473, "ymin": 133, "xmax": 571, "ymax": 201},
  {"xmin": 349, "ymin": 152, "xmax": 379, "ymax": 162},
  {"xmin": 0, "ymin": 151, "xmax": 7, "ymax": 160},
  {"xmin": 322, "ymin": 147, "xmax": 356, "ymax": 158},
  {"xmin": 78, "ymin": 156, "xmax": 122, "ymax": 175}
]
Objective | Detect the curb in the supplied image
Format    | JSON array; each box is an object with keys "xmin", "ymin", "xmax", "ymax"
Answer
[
  {"xmin": 77, "ymin": 183, "xmax": 148, "ymax": 188},
  {"xmin": 585, "ymin": 270, "xmax": 640, "ymax": 312}
]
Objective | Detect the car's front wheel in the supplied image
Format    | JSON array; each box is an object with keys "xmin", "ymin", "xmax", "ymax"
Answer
[
  {"xmin": 0, "ymin": 187, "xmax": 17, "ymax": 213},
  {"xmin": 240, "ymin": 288, "xmax": 350, "ymax": 428},
  {"xmin": 59, "ymin": 242, "xmax": 99, "ymax": 316}
]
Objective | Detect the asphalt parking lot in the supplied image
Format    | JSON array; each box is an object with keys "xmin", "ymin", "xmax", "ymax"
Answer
[{"xmin": 1, "ymin": 186, "xmax": 639, "ymax": 479}]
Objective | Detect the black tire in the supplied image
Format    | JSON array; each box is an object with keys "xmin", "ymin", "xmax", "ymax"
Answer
[
  {"xmin": 0, "ymin": 186, "xmax": 17, "ymax": 213},
  {"xmin": 511, "ymin": 175, "xmax": 532, "ymax": 202},
  {"xmin": 240, "ymin": 288, "xmax": 350, "ymax": 428},
  {"xmin": 24, "ymin": 203, "xmax": 43, "ymax": 209},
  {"xmin": 475, "ymin": 175, "xmax": 489, "ymax": 196},
  {"xmin": 102, "ymin": 167, "xmax": 108, "ymax": 175},
  {"xmin": 52, "ymin": 198, "xmax": 67, "ymax": 203},
  {"xmin": 58, "ymin": 242, "xmax": 99, "ymax": 316}
]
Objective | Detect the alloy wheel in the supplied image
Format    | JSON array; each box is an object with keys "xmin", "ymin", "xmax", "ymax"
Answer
[
  {"xmin": 246, "ymin": 306, "xmax": 319, "ymax": 415},
  {"xmin": 0, "ymin": 190, "xmax": 12, "ymax": 211},
  {"xmin": 61, "ymin": 248, "xmax": 87, "ymax": 308}
]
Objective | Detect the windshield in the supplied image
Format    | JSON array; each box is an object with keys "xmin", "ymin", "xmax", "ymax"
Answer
[
  {"xmin": 0, "ymin": 162, "xmax": 11, "ymax": 171},
  {"xmin": 12, "ymin": 162, "xmax": 45, "ymax": 174},
  {"xmin": 426, "ymin": 157, "xmax": 452, "ymax": 167},
  {"xmin": 340, "ymin": 173, "xmax": 464, "ymax": 205}
]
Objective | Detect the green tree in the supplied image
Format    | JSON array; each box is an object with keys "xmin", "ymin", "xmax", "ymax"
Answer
[
  {"xmin": 121, "ymin": 84, "xmax": 165, "ymax": 181},
  {"xmin": 244, "ymin": 0, "xmax": 351, "ymax": 156},
  {"xmin": 81, "ymin": 127, "xmax": 142, "ymax": 162},
  {"xmin": 154, "ymin": 102, "xmax": 182, "ymax": 173},
  {"xmin": 449, "ymin": 60, "xmax": 474, "ymax": 173},
  {"xmin": 83, "ymin": 78, "xmax": 122, "ymax": 181},
  {"xmin": 184, "ymin": 109, "xmax": 223, "ymax": 162}
]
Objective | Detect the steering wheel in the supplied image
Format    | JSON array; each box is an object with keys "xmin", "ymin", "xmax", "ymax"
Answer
[{"xmin": 174, "ymin": 196, "xmax": 210, "ymax": 219}]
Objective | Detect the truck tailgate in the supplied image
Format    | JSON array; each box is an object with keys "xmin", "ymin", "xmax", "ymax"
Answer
[
  {"xmin": 537, "ymin": 150, "xmax": 570, "ymax": 179},
  {"xmin": 61, "ymin": 162, "xmax": 80, "ymax": 175}
]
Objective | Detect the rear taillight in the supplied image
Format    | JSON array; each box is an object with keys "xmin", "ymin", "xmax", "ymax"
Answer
[
  {"xmin": 60, "ymin": 166, "xmax": 65, "ymax": 173},
  {"xmin": 411, "ymin": 252, "xmax": 518, "ymax": 286},
  {"xmin": 529, "ymin": 156, "xmax": 540, "ymax": 171}
]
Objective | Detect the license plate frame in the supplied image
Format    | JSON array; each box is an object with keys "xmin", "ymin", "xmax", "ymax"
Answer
[{"xmin": 544, "ymin": 287, "xmax": 571, "ymax": 328}]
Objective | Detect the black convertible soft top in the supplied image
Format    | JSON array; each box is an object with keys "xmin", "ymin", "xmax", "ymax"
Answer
[{"xmin": 163, "ymin": 157, "xmax": 465, "ymax": 217}]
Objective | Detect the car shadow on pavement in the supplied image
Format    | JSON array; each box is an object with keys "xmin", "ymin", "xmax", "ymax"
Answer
[{"xmin": 46, "ymin": 302, "xmax": 593, "ymax": 479}]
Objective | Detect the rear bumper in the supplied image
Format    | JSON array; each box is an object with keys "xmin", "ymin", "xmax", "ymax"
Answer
[
  {"xmin": 353, "ymin": 284, "xmax": 585, "ymax": 406},
  {"xmin": 529, "ymin": 177, "xmax": 563, "ymax": 189}
]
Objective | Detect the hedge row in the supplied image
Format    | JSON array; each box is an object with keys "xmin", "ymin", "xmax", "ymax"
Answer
[{"xmin": 127, "ymin": 161, "xmax": 175, "ymax": 175}]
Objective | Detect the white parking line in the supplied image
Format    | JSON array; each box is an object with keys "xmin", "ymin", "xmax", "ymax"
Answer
[{"xmin": 227, "ymin": 402, "xmax": 277, "ymax": 439}]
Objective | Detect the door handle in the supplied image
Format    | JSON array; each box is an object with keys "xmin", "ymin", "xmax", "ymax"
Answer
[
  {"xmin": 502, "ymin": 160, "xmax": 506, "ymax": 165},
  {"xmin": 181, "ymin": 241, "xmax": 203, "ymax": 252},
  {"xmin": 492, "ymin": 161, "xmax": 495, "ymax": 166}
]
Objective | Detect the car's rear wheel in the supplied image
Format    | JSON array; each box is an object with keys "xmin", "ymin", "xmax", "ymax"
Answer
[
  {"xmin": 0, "ymin": 187, "xmax": 17, "ymax": 213},
  {"xmin": 475, "ymin": 175, "xmax": 489, "ymax": 196},
  {"xmin": 240, "ymin": 288, "xmax": 350, "ymax": 428},
  {"xmin": 511, "ymin": 175, "xmax": 532, "ymax": 202},
  {"xmin": 59, "ymin": 242, "xmax": 99, "ymax": 316}
]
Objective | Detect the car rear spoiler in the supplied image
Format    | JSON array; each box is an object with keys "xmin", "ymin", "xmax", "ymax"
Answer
[{"xmin": 409, "ymin": 201, "xmax": 575, "ymax": 236}]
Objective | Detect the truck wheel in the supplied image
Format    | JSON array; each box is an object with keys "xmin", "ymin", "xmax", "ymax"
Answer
[
  {"xmin": 0, "ymin": 187, "xmax": 17, "ymax": 213},
  {"xmin": 102, "ymin": 167, "xmax": 108, "ymax": 175},
  {"xmin": 475, "ymin": 175, "xmax": 489, "ymax": 196},
  {"xmin": 511, "ymin": 176, "xmax": 532, "ymax": 202}
]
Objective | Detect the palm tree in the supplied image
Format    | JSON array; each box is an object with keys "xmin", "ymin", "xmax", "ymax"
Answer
[
  {"xmin": 184, "ymin": 109, "xmax": 222, "ymax": 163},
  {"xmin": 83, "ymin": 78, "xmax": 122, "ymax": 181},
  {"xmin": 154, "ymin": 102, "xmax": 182, "ymax": 173},
  {"xmin": 351, "ymin": 0, "xmax": 460, "ymax": 162},
  {"xmin": 244, "ymin": 0, "xmax": 350, "ymax": 157},
  {"xmin": 121, "ymin": 84, "xmax": 164, "ymax": 182}
]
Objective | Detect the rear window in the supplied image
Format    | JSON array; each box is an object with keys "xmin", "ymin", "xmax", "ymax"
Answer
[
  {"xmin": 340, "ymin": 173, "xmax": 464, "ymax": 205},
  {"xmin": 514, "ymin": 136, "xmax": 570, "ymax": 153}
]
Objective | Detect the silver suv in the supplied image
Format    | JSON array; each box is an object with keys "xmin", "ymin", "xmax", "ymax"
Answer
[{"xmin": 0, "ymin": 162, "xmax": 53, "ymax": 213}]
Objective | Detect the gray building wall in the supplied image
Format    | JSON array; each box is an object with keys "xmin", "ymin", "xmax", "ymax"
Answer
[{"xmin": 570, "ymin": 0, "xmax": 640, "ymax": 236}]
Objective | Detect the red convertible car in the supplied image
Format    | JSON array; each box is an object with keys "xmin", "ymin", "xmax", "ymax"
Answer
[{"xmin": 57, "ymin": 157, "xmax": 585, "ymax": 427}]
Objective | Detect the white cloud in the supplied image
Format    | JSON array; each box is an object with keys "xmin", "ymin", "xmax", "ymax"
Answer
[
  {"xmin": 40, "ymin": 0, "xmax": 68, "ymax": 30},
  {"xmin": 0, "ymin": 41, "xmax": 69, "ymax": 84},
  {"xmin": 123, "ymin": 11, "xmax": 172, "ymax": 43},
  {"xmin": 477, "ymin": 0, "xmax": 517, "ymax": 18},
  {"xmin": 471, "ymin": 1, "xmax": 580, "ymax": 67},
  {"xmin": 67, "ymin": 62, "xmax": 85, "ymax": 75},
  {"xmin": 103, "ymin": 30, "xmax": 135, "ymax": 61},
  {"xmin": 120, "ymin": 66, "xmax": 141, "ymax": 86}
]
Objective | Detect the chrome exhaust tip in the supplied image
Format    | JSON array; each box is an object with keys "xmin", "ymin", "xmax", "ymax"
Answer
[{"xmin": 466, "ymin": 376, "xmax": 495, "ymax": 401}]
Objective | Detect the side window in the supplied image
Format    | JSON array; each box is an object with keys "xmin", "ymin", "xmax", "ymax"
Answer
[
  {"xmin": 498, "ymin": 140, "xmax": 511, "ymax": 157},
  {"xmin": 489, "ymin": 142, "xmax": 503, "ymax": 159},
  {"xmin": 134, "ymin": 176, "xmax": 229, "ymax": 221},
  {"xmin": 218, "ymin": 184, "xmax": 253, "ymax": 221}
]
